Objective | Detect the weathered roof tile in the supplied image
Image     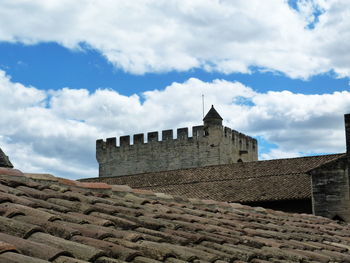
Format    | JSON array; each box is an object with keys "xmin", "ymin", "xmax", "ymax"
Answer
[
  {"xmin": 1, "ymin": 168, "xmax": 350, "ymax": 262},
  {"xmin": 0, "ymin": 240, "xmax": 17, "ymax": 254},
  {"xmin": 0, "ymin": 216, "xmax": 43, "ymax": 238},
  {"xmin": 0, "ymin": 232, "xmax": 70, "ymax": 261},
  {"xmin": 86, "ymin": 154, "xmax": 344, "ymax": 203},
  {"xmin": 28, "ymin": 232, "xmax": 106, "ymax": 261},
  {"xmin": 71, "ymin": 235, "xmax": 141, "ymax": 261},
  {"xmin": 0, "ymin": 251, "xmax": 50, "ymax": 263}
]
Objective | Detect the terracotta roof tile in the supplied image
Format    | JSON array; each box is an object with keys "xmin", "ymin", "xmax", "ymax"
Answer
[
  {"xmin": 28, "ymin": 232, "xmax": 107, "ymax": 261},
  {"xmin": 87, "ymin": 153, "xmax": 344, "ymax": 203},
  {"xmin": 0, "ymin": 216, "xmax": 43, "ymax": 238},
  {"xmin": 0, "ymin": 167, "xmax": 22, "ymax": 176},
  {"xmin": 78, "ymin": 182, "xmax": 112, "ymax": 190},
  {"xmin": 0, "ymin": 232, "xmax": 70, "ymax": 261},
  {"xmin": 0, "ymin": 251, "xmax": 50, "ymax": 263},
  {"xmin": 23, "ymin": 173, "xmax": 57, "ymax": 181},
  {"xmin": 0, "ymin": 240, "xmax": 18, "ymax": 254},
  {"xmin": 1, "ymin": 168, "xmax": 350, "ymax": 262}
]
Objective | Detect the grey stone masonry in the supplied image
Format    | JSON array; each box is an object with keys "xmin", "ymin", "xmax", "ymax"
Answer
[
  {"xmin": 310, "ymin": 157, "xmax": 350, "ymax": 222},
  {"xmin": 310, "ymin": 113, "xmax": 350, "ymax": 222},
  {"xmin": 97, "ymin": 107, "xmax": 258, "ymax": 177},
  {"xmin": 0, "ymin": 147, "xmax": 13, "ymax": 168}
]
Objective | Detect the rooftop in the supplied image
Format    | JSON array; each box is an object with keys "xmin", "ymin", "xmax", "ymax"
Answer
[
  {"xmin": 85, "ymin": 153, "xmax": 345, "ymax": 203},
  {"xmin": 1, "ymin": 167, "xmax": 350, "ymax": 262}
]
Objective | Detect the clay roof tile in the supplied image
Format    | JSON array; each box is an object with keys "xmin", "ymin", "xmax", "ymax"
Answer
[
  {"xmin": 1, "ymin": 168, "xmax": 350, "ymax": 262},
  {"xmin": 89, "ymin": 153, "xmax": 344, "ymax": 203},
  {"xmin": 0, "ymin": 240, "xmax": 18, "ymax": 254}
]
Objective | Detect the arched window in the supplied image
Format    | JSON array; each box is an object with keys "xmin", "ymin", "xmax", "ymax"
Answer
[{"xmin": 237, "ymin": 159, "xmax": 243, "ymax": 163}]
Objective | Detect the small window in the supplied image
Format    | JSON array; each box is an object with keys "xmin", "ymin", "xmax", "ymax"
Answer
[{"xmin": 237, "ymin": 159, "xmax": 243, "ymax": 163}]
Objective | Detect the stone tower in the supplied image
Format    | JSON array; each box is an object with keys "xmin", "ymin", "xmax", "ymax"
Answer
[
  {"xmin": 97, "ymin": 106, "xmax": 258, "ymax": 177},
  {"xmin": 203, "ymin": 105, "xmax": 223, "ymax": 127}
]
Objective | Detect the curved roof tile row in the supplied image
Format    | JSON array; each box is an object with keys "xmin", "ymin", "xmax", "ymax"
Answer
[
  {"xmin": 0, "ymin": 168, "xmax": 350, "ymax": 262},
  {"xmin": 84, "ymin": 154, "xmax": 344, "ymax": 203}
]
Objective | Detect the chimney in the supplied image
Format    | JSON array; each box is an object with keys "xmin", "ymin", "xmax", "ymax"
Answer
[{"xmin": 345, "ymin": 114, "xmax": 350, "ymax": 161}]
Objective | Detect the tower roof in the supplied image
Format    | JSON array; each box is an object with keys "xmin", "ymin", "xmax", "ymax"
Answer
[
  {"xmin": 203, "ymin": 105, "xmax": 223, "ymax": 121},
  {"xmin": 0, "ymin": 147, "xmax": 13, "ymax": 168}
]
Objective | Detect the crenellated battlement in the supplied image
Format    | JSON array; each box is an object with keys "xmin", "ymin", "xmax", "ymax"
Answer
[
  {"xmin": 97, "ymin": 106, "xmax": 258, "ymax": 177},
  {"xmin": 97, "ymin": 126, "xmax": 203, "ymax": 149},
  {"xmin": 96, "ymin": 125, "xmax": 257, "ymax": 149}
]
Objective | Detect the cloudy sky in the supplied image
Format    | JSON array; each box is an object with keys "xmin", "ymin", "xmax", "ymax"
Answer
[{"xmin": 0, "ymin": 0, "xmax": 350, "ymax": 179}]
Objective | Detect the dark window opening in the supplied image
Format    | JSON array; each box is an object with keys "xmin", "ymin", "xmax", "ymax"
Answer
[
  {"xmin": 332, "ymin": 214, "xmax": 345, "ymax": 222},
  {"xmin": 244, "ymin": 199, "xmax": 312, "ymax": 214},
  {"xmin": 237, "ymin": 159, "xmax": 243, "ymax": 163}
]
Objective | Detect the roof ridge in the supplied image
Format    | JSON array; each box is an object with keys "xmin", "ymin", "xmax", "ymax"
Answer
[
  {"xmin": 81, "ymin": 152, "xmax": 345, "ymax": 181},
  {"xmin": 1, "ymin": 168, "xmax": 240, "ymax": 209},
  {"xmin": 257, "ymin": 152, "xmax": 345, "ymax": 163},
  {"xmin": 117, "ymin": 172, "xmax": 310, "ymax": 189}
]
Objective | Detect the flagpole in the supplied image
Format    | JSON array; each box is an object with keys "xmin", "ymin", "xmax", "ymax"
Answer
[{"xmin": 202, "ymin": 94, "xmax": 204, "ymax": 118}]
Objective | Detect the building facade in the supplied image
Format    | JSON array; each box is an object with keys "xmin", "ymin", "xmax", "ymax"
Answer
[
  {"xmin": 88, "ymin": 112, "xmax": 350, "ymax": 222},
  {"xmin": 96, "ymin": 106, "xmax": 258, "ymax": 177}
]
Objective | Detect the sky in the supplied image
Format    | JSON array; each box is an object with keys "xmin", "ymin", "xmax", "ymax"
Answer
[{"xmin": 0, "ymin": 0, "xmax": 350, "ymax": 179}]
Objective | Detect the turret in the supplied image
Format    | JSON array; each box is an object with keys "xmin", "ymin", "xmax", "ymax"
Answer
[
  {"xmin": 97, "ymin": 104, "xmax": 258, "ymax": 177},
  {"xmin": 203, "ymin": 105, "xmax": 223, "ymax": 128}
]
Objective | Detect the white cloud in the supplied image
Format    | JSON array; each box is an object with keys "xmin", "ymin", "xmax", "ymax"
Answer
[
  {"xmin": 260, "ymin": 149, "xmax": 303, "ymax": 160},
  {"xmin": 0, "ymin": 70, "xmax": 349, "ymax": 179},
  {"xmin": 0, "ymin": 0, "xmax": 350, "ymax": 78}
]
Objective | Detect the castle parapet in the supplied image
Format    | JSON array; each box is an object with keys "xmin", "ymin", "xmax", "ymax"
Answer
[
  {"xmin": 97, "ymin": 105, "xmax": 258, "ymax": 177},
  {"xmin": 97, "ymin": 125, "xmax": 259, "ymax": 150},
  {"xmin": 134, "ymin": 134, "xmax": 144, "ymax": 144},
  {"xmin": 98, "ymin": 125, "xmax": 205, "ymax": 148},
  {"xmin": 193, "ymin": 125, "xmax": 204, "ymax": 138},
  {"xmin": 231, "ymin": 130, "xmax": 257, "ymax": 154},
  {"xmin": 162, "ymin": 130, "xmax": 173, "ymax": 141},
  {"xmin": 177, "ymin": 128, "xmax": 188, "ymax": 140},
  {"xmin": 106, "ymin": 137, "xmax": 116, "ymax": 147},
  {"xmin": 120, "ymin": 135, "xmax": 130, "ymax": 147},
  {"xmin": 224, "ymin": 127, "xmax": 232, "ymax": 138},
  {"xmin": 148, "ymin": 132, "xmax": 158, "ymax": 142}
]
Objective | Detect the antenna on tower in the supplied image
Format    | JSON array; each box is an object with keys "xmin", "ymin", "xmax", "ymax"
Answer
[{"xmin": 202, "ymin": 94, "xmax": 205, "ymax": 118}]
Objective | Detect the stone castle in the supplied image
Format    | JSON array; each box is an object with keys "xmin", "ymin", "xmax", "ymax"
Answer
[{"xmin": 97, "ymin": 106, "xmax": 258, "ymax": 177}]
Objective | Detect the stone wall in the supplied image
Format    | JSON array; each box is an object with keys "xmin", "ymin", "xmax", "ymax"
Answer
[
  {"xmin": 97, "ymin": 124, "xmax": 258, "ymax": 177},
  {"xmin": 310, "ymin": 157, "xmax": 350, "ymax": 222},
  {"xmin": 310, "ymin": 114, "xmax": 350, "ymax": 222}
]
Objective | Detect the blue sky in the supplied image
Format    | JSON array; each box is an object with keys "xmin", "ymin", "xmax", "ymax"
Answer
[
  {"xmin": 1, "ymin": 42, "xmax": 348, "ymax": 96},
  {"xmin": 0, "ymin": 0, "xmax": 349, "ymax": 179}
]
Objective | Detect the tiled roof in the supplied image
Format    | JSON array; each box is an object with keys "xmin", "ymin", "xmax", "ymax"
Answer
[
  {"xmin": 1, "ymin": 168, "xmax": 350, "ymax": 262},
  {"xmin": 85, "ymin": 153, "xmax": 344, "ymax": 203},
  {"xmin": 0, "ymin": 147, "xmax": 13, "ymax": 168}
]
